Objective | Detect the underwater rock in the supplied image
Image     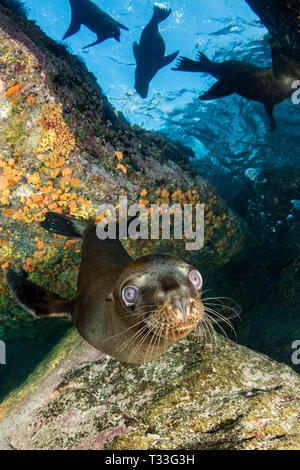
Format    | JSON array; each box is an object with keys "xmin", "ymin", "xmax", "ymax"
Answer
[
  {"xmin": 246, "ymin": 0, "xmax": 300, "ymax": 59},
  {"xmin": 0, "ymin": 0, "xmax": 27, "ymax": 19},
  {"xmin": 0, "ymin": 331, "xmax": 299, "ymax": 450},
  {"xmin": 0, "ymin": 4, "xmax": 246, "ymax": 337}
]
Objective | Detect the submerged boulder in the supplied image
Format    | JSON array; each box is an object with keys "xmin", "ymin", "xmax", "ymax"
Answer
[
  {"xmin": 246, "ymin": 0, "xmax": 300, "ymax": 59},
  {"xmin": 0, "ymin": 4, "xmax": 246, "ymax": 337},
  {"xmin": 0, "ymin": 330, "xmax": 299, "ymax": 450}
]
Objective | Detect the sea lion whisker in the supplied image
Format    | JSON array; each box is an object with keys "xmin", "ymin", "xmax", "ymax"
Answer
[
  {"xmin": 204, "ymin": 306, "xmax": 235, "ymax": 329},
  {"xmin": 126, "ymin": 328, "xmax": 151, "ymax": 362},
  {"xmin": 113, "ymin": 323, "xmax": 150, "ymax": 356},
  {"xmin": 202, "ymin": 296, "xmax": 236, "ymax": 304},
  {"xmin": 200, "ymin": 289, "xmax": 214, "ymax": 296},
  {"xmin": 202, "ymin": 317, "xmax": 217, "ymax": 349},
  {"xmin": 102, "ymin": 317, "xmax": 147, "ymax": 343},
  {"xmin": 121, "ymin": 317, "xmax": 159, "ymax": 358},
  {"xmin": 206, "ymin": 316, "xmax": 219, "ymax": 349},
  {"xmin": 150, "ymin": 324, "xmax": 164, "ymax": 361},
  {"xmin": 204, "ymin": 306, "xmax": 236, "ymax": 336},
  {"xmin": 134, "ymin": 302, "xmax": 159, "ymax": 309},
  {"xmin": 143, "ymin": 318, "xmax": 161, "ymax": 363},
  {"xmin": 128, "ymin": 320, "xmax": 157, "ymax": 362},
  {"xmin": 196, "ymin": 323, "xmax": 206, "ymax": 349},
  {"xmin": 117, "ymin": 319, "xmax": 155, "ymax": 353},
  {"xmin": 203, "ymin": 300, "xmax": 241, "ymax": 319},
  {"xmin": 120, "ymin": 311, "xmax": 150, "ymax": 320},
  {"xmin": 128, "ymin": 329, "xmax": 152, "ymax": 362},
  {"xmin": 197, "ymin": 321, "xmax": 208, "ymax": 349},
  {"xmin": 202, "ymin": 317, "xmax": 212, "ymax": 347},
  {"xmin": 204, "ymin": 311, "xmax": 229, "ymax": 339},
  {"xmin": 142, "ymin": 325, "xmax": 159, "ymax": 363},
  {"xmin": 146, "ymin": 323, "xmax": 160, "ymax": 363}
]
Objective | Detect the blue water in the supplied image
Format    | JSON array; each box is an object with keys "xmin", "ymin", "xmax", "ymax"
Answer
[
  {"xmin": 24, "ymin": 0, "xmax": 300, "ymax": 196},
  {"xmin": 21, "ymin": 0, "xmax": 300, "ymax": 198}
]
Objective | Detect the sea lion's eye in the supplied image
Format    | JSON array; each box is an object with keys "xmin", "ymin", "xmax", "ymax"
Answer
[
  {"xmin": 122, "ymin": 286, "xmax": 139, "ymax": 307},
  {"xmin": 189, "ymin": 270, "xmax": 203, "ymax": 290}
]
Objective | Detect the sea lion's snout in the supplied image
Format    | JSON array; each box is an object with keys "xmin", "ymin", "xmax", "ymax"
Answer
[
  {"xmin": 172, "ymin": 298, "xmax": 189, "ymax": 322},
  {"xmin": 147, "ymin": 296, "xmax": 204, "ymax": 341}
]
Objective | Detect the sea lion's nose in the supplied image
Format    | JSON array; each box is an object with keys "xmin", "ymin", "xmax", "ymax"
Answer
[{"xmin": 173, "ymin": 298, "xmax": 189, "ymax": 322}]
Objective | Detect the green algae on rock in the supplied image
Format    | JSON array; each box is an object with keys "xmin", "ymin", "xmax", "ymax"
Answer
[{"xmin": 0, "ymin": 330, "xmax": 299, "ymax": 450}]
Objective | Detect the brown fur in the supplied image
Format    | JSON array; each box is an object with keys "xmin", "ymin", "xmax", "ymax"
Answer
[{"xmin": 7, "ymin": 216, "xmax": 204, "ymax": 364}]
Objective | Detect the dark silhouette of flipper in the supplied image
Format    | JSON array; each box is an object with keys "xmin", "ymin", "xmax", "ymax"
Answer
[
  {"xmin": 116, "ymin": 21, "xmax": 129, "ymax": 31},
  {"xmin": 152, "ymin": 5, "xmax": 172, "ymax": 23},
  {"xmin": 62, "ymin": 9, "xmax": 81, "ymax": 40},
  {"xmin": 6, "ymin": 269, "xmax": 73, "ymax": 320},
  {"xmin": 199, "ymin": 79, "xmax": 235, "ymax": 100},
  {"xmin": 173, "ymin": 52, "xmax": 214, "ymax": 74},
  {"xmin": 264, "ymin": 103, "xmax": 277, "ymax": 131},
  {"xmin": 41, "ymin": 212, "xmax": 89, "ymax": 237},
  {"xmin": 162, "ymin": 51, "xmax": 179, "ymax": 68}
]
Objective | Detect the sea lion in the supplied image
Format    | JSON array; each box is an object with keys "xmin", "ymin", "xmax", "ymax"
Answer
[
  {"xmin": 63, "ymin": 0, "xmax": 129, "ymax": 49},
  {"xmin": 6, "ymin": 212, "xmax": 207, "ymax": 364},
  {"xmin": 133, "ymin": 5, "xmax": 179, "ymax": 99},
  {"xmin": 172, "ymin": 39, "xmax": 300, "ymax": 130}
]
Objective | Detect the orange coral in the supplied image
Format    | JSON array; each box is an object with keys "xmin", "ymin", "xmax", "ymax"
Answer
[
  {"xmin": 115, "ymin": 151, "xmax": 123, "ymax": 161},
  {"xmin": 34, "ymin": 105, "xmax": 75, "ymax": 169},
  {"xmin": 116, "ymin": 163, "xmax": 127, "ymax": 174},
  {"xmin": 5, "ymin": 83, "xmax": 22, "ymax": 97}
]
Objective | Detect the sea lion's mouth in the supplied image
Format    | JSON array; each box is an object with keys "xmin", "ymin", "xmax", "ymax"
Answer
[
  {"xmin": 144, "ymin": 298, "xmax": 204, "ymax": 341},
  {"xmin": 150, "ymin": 323, "xmax": 197, "ymax": 340}
]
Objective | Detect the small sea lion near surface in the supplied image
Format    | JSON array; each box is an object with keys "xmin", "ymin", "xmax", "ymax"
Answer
[
  {"xmin": 133, "ymin": 5, "xmax": 179, "ymax": 98},
  {"xmin": 63, "ymin": 0, "xmax": 129, "ymax": 49},
  {"xmin": 173, "ymin": 39, "xmax": 300, "ymax": 130},
  {"xmin": 6, "ymin": 212, "xmax": 237, "ymax": 364}
]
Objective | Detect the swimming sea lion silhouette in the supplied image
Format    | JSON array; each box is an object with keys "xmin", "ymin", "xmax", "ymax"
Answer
[
  {"xmin": 173, "ymin": 39, "xmax": 300, "ymax": 130},
  {"xmin": 63, "ymin": 0, "xmax": 129, "ymax": 49},
  {"xmin": 133, "ymin": 5, "xmax": 179, "ymax": 99}
]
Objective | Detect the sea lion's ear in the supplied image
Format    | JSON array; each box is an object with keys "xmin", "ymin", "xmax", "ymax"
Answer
[{"xmin": 106, "ymin": 293, "xmax": 114, "ymax": 302}]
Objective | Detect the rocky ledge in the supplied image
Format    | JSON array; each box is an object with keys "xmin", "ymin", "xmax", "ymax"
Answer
[{"xmin": 0, "ymin": 330, "xmax": 299, "ymax": 450}]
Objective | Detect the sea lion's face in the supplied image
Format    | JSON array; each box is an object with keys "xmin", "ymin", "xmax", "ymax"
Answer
[{"xmin": 113, "ymin": 254, "xmax": 205, "ymax": 342}]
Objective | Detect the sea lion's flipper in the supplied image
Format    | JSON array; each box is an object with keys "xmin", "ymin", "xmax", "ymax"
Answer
[
  {"xmin": 41, "ymin": 212, "xmax": 90, "ymax": 238},
  {"xmin": 162, "ymin": 50, "xmax": 179, "ymax": 68},
  {"xmin": 264, "ymin": 103, "xmax": 277, "ymax": 131},
  {"xmin": 133, "ymin": 41, "xmax": 140, "ymax": 62},
  {"xmin": 172, "ymin": 56, "xmax": 203, "ymax": 72},
  {"xmin": 62, "ymin": 11, "xmax": 81, "ymax": 41},
  {"xmin": 6, "ymin": 270, "xmax": 73, "ymax": 320},
  {"xmin": 83, "ymin": 37, "xmax": 104, "ymax": 49},
  {"xmin": 151, "ymin": 5, "xmax": 172, "ymax": 24},
  {"xmin": 199, "ymin": 79, "xmax": 234, "ymax": 100},
  {"xmin": 116, "ymin": 21, "xmax": 129, "ymax": 31},
  {"xmin": 172, "ymin": 52, "xmax": 213, "ymax": 74}
]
